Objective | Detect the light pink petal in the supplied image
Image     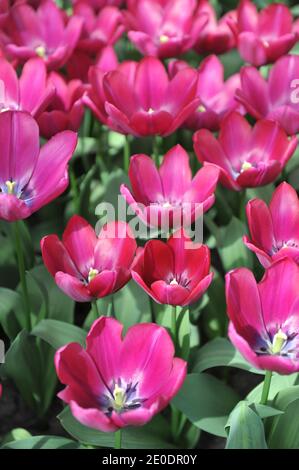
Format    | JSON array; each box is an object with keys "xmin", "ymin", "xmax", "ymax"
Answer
[
  {"xmin": 270, "ymin": 182, "xmax": 299, "ymax": 247},
  {"xmin": 135, "ymin": 57, "xmax": 169, "ymax": 110},
  {"xmin": 41, "ymin": 234, "xmax": 80, "ymax": 278},
  {"xmin": 55, "ymin": 272, "xmax": 92, "ymax": 302},
  {"xmin": 246, "ymin": 198, "xmax": 274, "ymax": 253},
  {"xmin": 159, "ymin": 145, "xmax": 192, "ymax": 200},
  {"xmin": 127, "ymin": 154, "xmax": 163, "ymax": 205},
  {"xmin": 69, "ymin": 401, "xmax": 117, "ymax": 432},
  {"xmin": 0, "ymin": 193, "xmax": 31, "ymax": 221}
]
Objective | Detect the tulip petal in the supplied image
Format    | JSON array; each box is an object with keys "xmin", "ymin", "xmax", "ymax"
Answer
[
  {"xmin": 55, "ymin": 272, "xmax": 92, "ymax": 302},
  {"xmin": 127, "ymin": 154, "xmax": 163, "ymax": 205},
  {"xmin": 159, "ymin": 145, "xmax": 192, "ymax": 200},
  {"xmin": 41, "ymin": 234, "xmax": 80, "ymax": 278},
  {"xmin": 135, "ymin": 57, "xmax": 169, "ymax": 110},
  {"xmin": 246, "ymin": 198, "xmax": 274, "ymax": 254},
  {"xmin": 270, "ymin": 182, "xmax": 299, "ymax": 245}
]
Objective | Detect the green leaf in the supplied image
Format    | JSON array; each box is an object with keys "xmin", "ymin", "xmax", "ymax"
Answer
[
  {"xmin": 246, "ymin": 373, "xmax": 297, "ymax": 403},
  {"xmin": 193, "ymin": 337, "xmax": 262, "ymax": 374},
  {"xmin": 268, "ymin": 398, "xmax": 299, "ymax": 449},
  {"xmin": 2, "ymin": 436, "xmax": 83, "ymax": 449},
  {"xmin": 201, "ymin": 270, "xmax": 227, "ymax": 339},
  {"xmin": 219, "ymin": 217, "xmax": 253, "ymax": 271},
  {"xmin": 32, "ymin": 319, "xmax": 86, "ymax": 349},
  {"xmin": 225, "ymin": 401, "xmax": 267, "ymax": 449},
  {"xmin": 73, "ymin": 137, "xmax": 97, "ymax": 159},
  {"xmin": 0, "ymin": 288, "xmax": 24, "ymax": 339},
  {"xmin": 2, "ymin": 428, "xmax": 32, "ymax": 445},
  {"xmin": 251, "ymin": 403, "xmax": 283, "ymax": 419},
  {"xmin": 173, "ymin": 373, "xmax": 239, "ymax": 437},
  {"xmin": 59, "ymin": 407, "xmax": 177, "ymax": 449}
]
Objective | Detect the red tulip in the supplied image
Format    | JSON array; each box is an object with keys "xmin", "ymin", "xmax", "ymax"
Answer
[
  {"xmin": 226, "ymin": 258, "xmax": 299, "ymax": 375},
  {"xmin": 55, "ymin": 316, "xmax": 186, "ymax": 431},
  {"xmin": 41, "ymin": 216, "xmax": 137, "ymax": 302},
  {"xmin": 84, "ymin": 56, "xmax": 199, "ymax": 136},
  {"xmin": 132, "ymin": 229, "xmax": 213, "ymax": 306},
  {"xmin": 38, "ymin": 72, "xmax": 85, "ymax": 138},
  {"xmin": 231, "ymin": 0, "xmax": 297, "ymax": 66},
  {"xmin": 244, "ymin": 182, "xmax": 299, "ymax": 268},
  {"xmin": 169, "ymin": 55, "xmax": 242, "ymax": 131},
  {"xmin": 0, "ymin": 111, "xmax": 77, "ymax": 221},
  {"xmin": 125, "ymin": 0, "xmax": 208, "ymax": 59},
  {"xmin": 120, "ymin": 144, "xmax": 219, "ymax": 228},
  {"xmin": 193, "ymin": 112, "xmax": 297, "ymax": 191},
  {"xmin": 236, "ymin": 55, "xmax": 299, "ymax": 135}
]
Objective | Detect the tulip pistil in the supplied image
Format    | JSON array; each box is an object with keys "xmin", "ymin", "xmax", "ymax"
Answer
[
  {"xmin": 147, "ymin": 108, "xmax": 155, "ymax": 114},
  {"xmin": 170, "ymin": 278, "xmax": 179, "ymax": 285},
  {"xmin": 36, "ymin": 45, "xmax": 46, "ymax": 58},
  {"xmin": 113, "ymin": 384, "xmax": 126, "ymax": 411},
  {"xmin": 198, "ymin": 104, "xmax": 206, "ymax": 113},
  {"xmin": 5, "ymin": 180, "xmax": 16, "ymax": 195},
  {"xmin": 271, "ymin": 329, "xmax": 287, "ymax": 355},
  {"xmin": 88, "ymin": 267, "xmax": 99, "ymax": 283},
  {"xmin": 159, "ymin": 34, "xmax": 169, "ymax": 43},
  {"xmin": 241, "ymin": 161, "xmax": 252, "ymax": 173}
]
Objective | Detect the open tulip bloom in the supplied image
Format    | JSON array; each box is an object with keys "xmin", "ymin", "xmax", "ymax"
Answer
[
  {"xmin": 0, "ymin": 110, "xmax": 77, "ymax": 221},
  {"xmin": 244, "ymin": 182, "xmax": 299, "ymax": 268},
  {"xmin": 230, "ymin": 0, "xmax": 298, "ymax": 66},
  {"xmin": 226, "ymin": 257, "xmax": 299, "ymax": 375},
  {"xmin": 236, "ymin": 55, "xmax": 299, "ymax": 135},
  {"xmin": 41, "ymin": 216, "xmax": 137, "ymax": 302},
  {"xmin": 132, "ymin": 229, "xmax": 213, "ymax": 306},
  {"xmin": 55, "ymin": 316, "xmax": 187, "ymax": 432},
  {"xmin": 193, "ymin": 112, "xmax": 297, "ymax": 191},
  {"xmin": 120, "ymin": 144, "xmax": 219, "ymax": 229}
]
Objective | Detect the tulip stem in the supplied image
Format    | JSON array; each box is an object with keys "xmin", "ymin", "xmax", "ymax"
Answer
[
  {"xmin": 171, "ymin": 305, "xmax": 177, "ymax": 346},
  {"xmin": 114, "ymin": 429, "xmax": 122, "ymax": 449},
  {"xmin": 260, "ymin": 370, "xmax": 273, "ymax": 405},
  {"xmin": 13, "ymin": 221, "xmax": 31, "ymax": 331},
  {"xmin": 91, "ymin": 300, "xmax": 99, "ymax": 320},
  {"xmin": 123, "ymin": 135, "xmax": 130, "ymax": 172},
  {"xmin": 153, "ymin": 135, "xmax": 160, "ymax": 166}
]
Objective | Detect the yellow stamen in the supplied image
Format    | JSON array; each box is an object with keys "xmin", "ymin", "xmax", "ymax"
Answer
[
  {"xmin": 197, "ymin": 104, "xmax": 206, "ymax": 113},
  {"xmin": 88, "ymin": 267, "xmax": 99, "ymax": 283},
  {"xmin": 159, "ymin": 34, "xmax": 169, "ymax": 43},
  {"xmin": 5, "ymin": 180, "xmax": 16, "ymax": 194},
  {"xmin": 35, "ymin": 45, "xmax": 46, "ymax": 58},
  {"xmin": 272, "ymin": 329, "xmax": 287, "ymax": 354},
  {"xmin": 241, "ymin": 161, "xmax": 252, "ymax": 172},
  {"xmin": 113, "ymin": 384, "xmax": 126, "ymax": 410}
]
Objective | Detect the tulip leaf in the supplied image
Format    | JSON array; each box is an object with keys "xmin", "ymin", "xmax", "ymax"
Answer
[
  {"xmin": 172, "ymin": 373, "xmax": 239, "ymax": 437},
  {"xmin": 201, "ymin": 269, "xmax": 227, "ymax": 339},
  {"xmin": 0, "ymin": 288, "xmax": 24, "ymax": 339},
  {"xmin": 225, "ymin": 401, "xmax": 267, "ymax": 449},
  {"xmin": 32, "ymin": 319, "xmax": 86, "ymax": 350},
  {"xmin": 1, "ymin": 436, "xmax": 83, "ymax": 449},
  {"xmin": 268, "ymin": 397, "xmax": 299, "ymax": 449},
  {"xmin": 193, "ymin": 337, "xmax": 263, "ymax": 374},
  {"xmin": 218, "ymin": 216, "xmax": 253, "ymax": 271},
  {"xmin": 247, "ymin": 373, "xmax": 297, "ymax": 403},
  {"xmin": 58, "ymin": 407, "xmax": 177, "ymax": 449}
]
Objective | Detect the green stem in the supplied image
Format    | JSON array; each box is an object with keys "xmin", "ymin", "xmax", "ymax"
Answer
[
  {"xmin": 114, "ymin": 429, "xmax": 122, "ymax": 449},
  {"xmin": 91, "ymin": 300, "xmax": 99, "ymax": 321},
  {"xmin": 238, "ymin": 190, "xmax": 246, "ymax": 221},
  {"xmin": 70, "ymin": 163, "xmax": 80, "ymax": 214},
  {"xmin": 260, "ymin": 370, "xmax": 273, "ymax": 405},
  {"xmin": 123, "ymin": 135, "xmax": 130, "ymax": 172},
  {"xmin": 13, "ymin": 221, "xmax": 31, "ymax": 331},
  {"xmin": 171, "ymin": 305, "xmax": 177, "ymax": 346},
  {"xmin": 153, "ymin": 135, "xmax": 160, "ymax": 166}
]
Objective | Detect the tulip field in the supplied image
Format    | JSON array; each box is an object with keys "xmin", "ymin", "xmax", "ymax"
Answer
[{"xmin": 1, "ymin": 0, "xmax": 299, "ymax": 455}]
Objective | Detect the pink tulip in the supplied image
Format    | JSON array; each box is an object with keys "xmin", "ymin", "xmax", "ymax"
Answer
[
  {"xmin": 3, "ymin": 0, "xmax": 83, "ymax": 70},
  {"xmin": 72, "ymin": 0, "xmax": 123, "ymax": 10},
  {"xmin": 169, "ymin": 55, "xmax": 242, "ymax": 131},
  {"xmin": 0, "ymin": 111, "xmax": 77, "ymax": 221},
  {"xmin": 125, "ymin": 0, "xmax": 208, "ymax": 59},
  {"xmin": 231, "ymin": 0, "xmax": 297, "ymax": 66},
  {"xmin": 194, "ymin": 0, "xmax": 236, "ymax": 54},
  {"xmin": 226, "ymin": 257, "xmax": 299, "ymax": 375},
  {"xmin": 74, "ymin": 4, "xmax": 124, "ymax": 54},
  {"xmin": 84, "ymin": 56, "xmax": 199, "ymax": 136},
  {"xmin": 55, "ymin": 316, "xmax": 186, "ymax": 432},
  {"xmin": 193, "ymin": 112, "xmax": 297, "ymax": 191},
  {"xmin": 132, "ymin": 229, "xmax": 213, "ymax": 306},
  {"xmin": 236, "ymin": 55, "xmax": 299, "ymax": 135},
  {"xmin": 38, "ymin": 72, "xmax": 85, "ymax": 138},
  {"xmin": 244, "ymin": 182, "xmax": 299, "ymax": 268},
  {"xmin": 41, "ymin": 216, "xmax": 137, "ymax": 302},
  {"xmin": 0, "ymin": 57, "xmax": 54, "ymax": 117},
  {"xmin": 120, "ymin": 144, "xmax": 219, "ymax": 228}
]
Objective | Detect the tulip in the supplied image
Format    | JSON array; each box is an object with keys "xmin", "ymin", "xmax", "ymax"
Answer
[
  {"xmin": 169, "ymin": 55, "xmax": 242, "ymax": 131},
  {"xmin": 132, "ymin": 229, "xmax": 213, "ymax": 306},
  {"xmin": 226, "ymin": 257, "xmax": 299, "ymax": 375},
  {"xmin": 3, "ymin": 0, "xmax": 82, "ymax": 70},
  {"xmin": 125, "ymin": 0, "xmax": 207, "ymax": 59},
  {"xmin": 0, "ymin": 111, "xmax": 77, "ymax": 221},
  {"xmin": 231, "ymin": 0, "xmax": 297, "ymax": 66},
  {"xmin": 74, "ymin": 4, "xmax": 124, "ymax": 54},
  {"xmin": 194, "ymin": 0, "xmax": 236, "ymax": 54},
  {"xmin": 0, "ymin": 57, "xmax": 54, "ymax": 117},
  {"xmin": 84, "ymin": 56, "xmax": 199, "ymax": 137},
  {"xmin": 38, "ymin": 72, "xmax": 85, "ymax": 138},
  {"xmin": 236, "ymin": 55, "xmax": 299, "ymax": 135},
  {"xmin": 55, "ymin": 316, "xmax": 186, "ymax": 432},
  {"xmin": 72, "ymin": 0, "xmax": 123, "ymax": 10},
  {"xmin": 120, "ymin": 144, "xmax": 219, "ymax": 228},
  {"xmin": 41, "ymin": 216, "xmax": 137, "ymax": 302},
  {"xmin": 244, "ymin": 182, "xmax": 299, "ymax": 268},
  {"xmin": 193, "ymin": 112, "xmax": 297, "ymax": 191}
]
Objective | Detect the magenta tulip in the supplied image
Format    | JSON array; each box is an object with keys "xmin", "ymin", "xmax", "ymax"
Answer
[
  {"xmin": 193, "ymin": 112, "xmax": 297, "ymax": 191},
  {"xmin": 194, "ymin": 0, "xmax": 236, "ymax": 54},
  {"xmin": 72, "ymin": 0, "xmax": 123, "ymax": 10},
  {"xmin": 244, "ymin": 182, "xmax": 299, "ymax": 268},
  {"xmin": 41, "ymin": 216, "xmax": 137, "ymax": 302},
  {"xmin": 55, "ymin": 316, "xmax": 186, "ymax": 432},
  {"xmin": 169, "ymin": 55, "xmax": 242, "ymax": 131},
  {"xmin": 74, "ymin": 3, "xmax": 124, "ymax": 53},
  {"xmin": 0, "ymin": 110, "xmax": 77, "ymax": 221},
  {"xmin": 0, "ymin": 57, "xmax": 54, "ymax": 117},
  {"xmin": 132, "ymin": 229, "xmax": 213, "ymax": 306},
  {"xmin": 232, "ymin": 0, "xmax": 297, "ymax": 66},
  {"xmin": 226, "ymin": 257, "xmax": 299, "ymax": 375},
  {"xmin": 84, "ymin": 56, "xmax": 199, "ymax": 136},
  {"xmin": 3, "ymin": 0, "xmax": 82, "ymax": 70},
  {"xmin": 125, "ymin": 0, "xmax": 207, "ymax": 59},
  {"xmin": 120, "ymin": 144, "xmax": 219, "ymax": 228},
  {"xmin": 236, "ymin": 55, "xmax": 299, "ymax": 135},
  {"xmin": 38, "ymin": 72, "xmax": 85, "ymax": 138}
]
